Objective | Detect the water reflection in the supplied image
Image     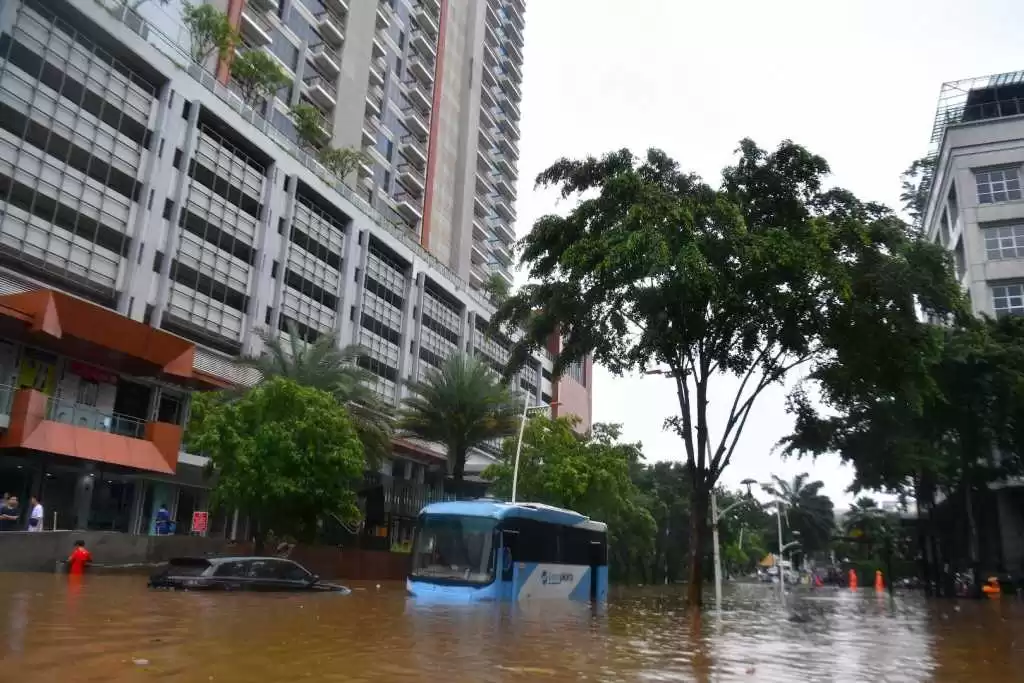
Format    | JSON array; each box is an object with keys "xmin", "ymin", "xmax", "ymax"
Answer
[{"xmin": 0, "ymin": 574, "xmax": 1020, "ymax": 681}]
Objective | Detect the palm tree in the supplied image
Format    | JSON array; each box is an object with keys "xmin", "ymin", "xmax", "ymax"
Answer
[
  {"xmin": 241, "ymin": 322, "xmax": 393, "ymax": 466},
  {"xmin": 397, "ymin": 353, "xmax": 519, "ymax": 481},
  {"xmin": 762, "ymin": 473, "xmax": 835, "ymax": 555}
]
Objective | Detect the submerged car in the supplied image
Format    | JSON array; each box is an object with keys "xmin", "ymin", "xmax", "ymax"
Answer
[{"xmin": 149, "ymin": 556, "xmax": 351, "ymax": 593}]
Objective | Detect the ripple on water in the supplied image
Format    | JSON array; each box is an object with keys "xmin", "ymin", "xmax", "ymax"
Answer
[{"xmin": 1, "ymin": 575, "xmax": 1023, "ymax": 681}]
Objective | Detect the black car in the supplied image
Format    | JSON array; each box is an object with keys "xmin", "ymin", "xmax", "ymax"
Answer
[{"xmin": 149, "ymin": 556, "xmax": 351, "ymax": 593}]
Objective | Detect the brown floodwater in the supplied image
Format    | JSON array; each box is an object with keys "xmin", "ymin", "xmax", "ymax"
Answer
[{"xmin": 0, "ymin": 574, "xmax": 1021, "ymax": 682}]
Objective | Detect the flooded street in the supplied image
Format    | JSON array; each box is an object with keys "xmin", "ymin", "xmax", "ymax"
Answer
[{"xmin": 0, "ymin": 574, "xmax": 1021, "ymax": 682}]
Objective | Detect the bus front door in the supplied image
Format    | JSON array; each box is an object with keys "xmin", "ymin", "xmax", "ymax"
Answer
[{"xmin": 589, "ymin": 540, "xmax": 604, "ymax": 602}]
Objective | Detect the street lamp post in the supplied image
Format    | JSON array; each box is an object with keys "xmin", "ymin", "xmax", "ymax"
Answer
[
  {"xmin": 711, "ymin": 489, "xmax": 752, "ymax": 612},
  {"xmin": 510, "ymin": 397, "xmax": 559, "ymax": 504}
]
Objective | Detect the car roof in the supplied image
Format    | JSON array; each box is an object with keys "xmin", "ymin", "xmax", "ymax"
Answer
[{"xmin": 169, "ymin": 556, "xmax": 300, "ymax": 564}]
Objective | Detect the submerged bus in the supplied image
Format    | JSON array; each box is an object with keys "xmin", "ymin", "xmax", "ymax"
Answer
[{"xmin": 406, "ymin": 500, "xmax": 608, "ymax": 603}]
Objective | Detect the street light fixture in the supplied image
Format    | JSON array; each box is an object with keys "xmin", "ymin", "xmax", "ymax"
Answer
[{"xmin": 510, "ymin": 397, "xmax": 560, "ymax": 503}]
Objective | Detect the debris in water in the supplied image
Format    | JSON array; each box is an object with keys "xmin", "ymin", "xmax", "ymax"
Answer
[{"xmin": 133, "ymin": 658, "xmax": 150, "ymax": 667}]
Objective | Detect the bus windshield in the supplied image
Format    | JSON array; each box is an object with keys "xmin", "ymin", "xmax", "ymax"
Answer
[{"xmin": 411, "ymin": 514, "xmax": 497, "ymax": 584}]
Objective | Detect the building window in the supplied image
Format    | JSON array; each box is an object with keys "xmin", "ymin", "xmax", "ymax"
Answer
[
  {"xmin": 976, "ymin": 167, "xmax": 1022, "ymax": 204},
  {"xmin": 992, "ymin": 283, "xmax": 1024, "ymax": 317},
  {"xmin": 953, "ymin": 239, "xmax": 966, "ymax": 280},
  {"xmin": 984, "ymin": 224, "xmax": 1024, "ymax": 260}
]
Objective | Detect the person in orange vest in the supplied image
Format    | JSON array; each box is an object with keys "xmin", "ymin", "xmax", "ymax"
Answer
[
  {"xmin": 875, "ymin": 570, "xmax": 885, "ymax": 591},
  {"xmin": 849, "ymin": 568, "xmax": 858, "ymax": 589},
  {"xmin": 982, "ymin": 576, "xmax": 1001, "ymax": 598},
  {"xmin": 67, "ymin": 540, "xmax": 93, "ymax": 575}
]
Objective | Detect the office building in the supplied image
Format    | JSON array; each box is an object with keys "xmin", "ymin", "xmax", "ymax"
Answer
[
  {"xmin": 0, "ymin": 0, "xmax": 589, "ymax": 540},
  {"xmin": 921, "ymin": 69, "xmax": 1024, "ymax": 575}
]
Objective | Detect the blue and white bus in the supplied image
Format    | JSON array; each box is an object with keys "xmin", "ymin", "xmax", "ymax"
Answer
[{"xmin": 406, "ymin": 500, "xmax": 609, "ymax": 603}]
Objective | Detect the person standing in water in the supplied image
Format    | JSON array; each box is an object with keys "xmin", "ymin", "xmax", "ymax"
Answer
[{"xmin": 67, "ymin": 540, "xmax": 92, "ymax": 575}]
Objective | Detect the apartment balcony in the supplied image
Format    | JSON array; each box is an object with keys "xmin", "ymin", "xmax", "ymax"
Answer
[
  {"xmin": 471, "ymin": 242, "xmax": 489, "ymax": 265},
  {"xmin": 506, "ymin": 38, "xmax": 524, "ymax": 63},
  {"xmin": 493, "ymin": 196, "xmax": 516, "ymax": 223},
  {"xmin": 413, "ymin": 5, "xmax": 440, "ymax": 38},
  {"xmin": 404, "ymin": 79, "xmax": 433, "ymax": 116},
  {"xmin": 309, "ymin": 45, "xmax": 341, "ymax": 78},
  {"xmin": 323, "ymin": 0, "xmax": 349, "ymax": 15},
  {"xmin": 501, "ymin": 74, "xmax": 522, "ymax": 102},
  {"xmin": 400, "ymin": 136, "xmax": 428, "ymax": 169},
  {"xmin": 504, "ymin": 0, "xmax": 525, "ymax": 29},
  {"xmin": 257, "ymin": 45, "xmax": 294, "ymax": 82},
  {"xmin": 491, "ymin": 240, "xmax": 513, "ymax": 266},
  {"xmin": 407, "ymin": 54, "xmax": 435, "ymax": 87},
  {"xmin": 481, "ymin": 64, "xmax": 498, "ymax": 89},
  {"xmin": 358, "ymin": 154, "xmax": 375, "ymax": 178},
  {"xmin": 483, "ymin": 41, "xmax": 499, "ymax": 68},
  {"xmin": 369, "ymin": 56, "xmax": 386, "ymax": 87},
  {"xmin": 472, "ymin": 216, "xmax": 489, "ymax": 241},
  {"xmin": 504, "ymin": 95, "xmax": 522, "ymax": 121},
  {"xmin": 397, "ymin": 163, "xmax": 426, "ymax": 196},
  {"xmin": 473, "ymin": 193, "xmax": 490, "ymax": 217},
  {"xmin": 490, "ymin": 216, "xmax": 516, "ymax": 243},
  {"xmin": 492, "ymin": 152, "xmax": 517, "ymax": 180},
  {"xmin": 240, "ymin": 8, "xmax": 273, "ymax": 46},
  {"xmin": 504, "ymin": 17, "xmax": 524, "ymax": 46},
  {"xmin": 485, "ymin": 1, "xmax": 500, "ymax": 28},
  {"xmin": 366, "ymin": 84, "xmax": 384, "ymax": 116},
  {"xmin": 316, "ymin": 11, "xmax": 345, "ymax": 46},
  {"xmin": 495, "ymin": 267, "xmax": 514, "ymax": 288},
  {"xmin": 304, "ymin": 75, "xmax": 338, "ymax": 110},
  {"xmin": 250, "ymin": 0, "xmax": 280, "ymax": 13},
  {"xmin": 479, "ymin": 125, "xmax": 496, "ymax": 152},
  {"xmin": 504, "ymin": 55, "xmax": 523, "ymax": 82},
  {"xmin": 410, "ymin": 30, "xmax": 437, "ymax": 59},
  {"xmin": 395, "ymin": 192, "xmax": 423, "ymax": 226},
  {"xmin": 402, "ymin": 107, "xmax": 429, "ymax": 141},
  {"xmin": 470, "ymin": 263, "xmax": 486, "ymax": 288},
  {"xmin": 371, "ymin": 35, "xmax": 386, "ymax": 60},
  {"xmin": 480, "ymin": 83, "xmax": 496, "ymax": 109},
  {"xmin": 499, "ymin": 134, "xmax": 519, "ymax": 161},
  {"xmin": 476, "ymin": 147, "xmax": 494, "ymax": 174},
  {"xmin": 362, "ymin": 122, "xmax": 376, "ymax": 147},
  {"xmin": 419, "ymin": 0, "xmax": 442, "ymax": 18},
  {"xmin": 376, "ymin": 4, "xmax": 391, "ymax": 30},
  {"xmin": 492, "ymin": 172, "xmax": 515, "ymax": 201},
  {"xmin": 476, "ymin": 171, "xmax": 494, "ymax": 196},
  {"xmin": 479, "ymin": 104, "xmax": 496, "ymax": 132},
  {"xmin": 367, "ymin": 144, "xmax": 389, "ymax": 168}
]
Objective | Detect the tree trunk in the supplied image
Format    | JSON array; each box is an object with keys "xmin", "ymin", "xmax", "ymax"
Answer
[
  {"xmin": 253, "ymin": 519, "xmax": 267, "ymax": 556},
  {"xmin": 687, "ymin": 482, "xmax": 709, "ymax": 608},
  {"xmin": 451, "ymin": 444, "xmax": 466, "ymax": 481}
]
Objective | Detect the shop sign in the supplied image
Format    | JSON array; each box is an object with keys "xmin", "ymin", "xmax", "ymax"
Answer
[{"xmin": 191, "ymin": 511, "xmax": 209, "ymax": 534}]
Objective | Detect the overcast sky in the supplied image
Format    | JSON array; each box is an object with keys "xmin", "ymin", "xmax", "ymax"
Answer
[{"xmin": 513, "ymin": 0, "xmax": 1023, "ymax": 507}]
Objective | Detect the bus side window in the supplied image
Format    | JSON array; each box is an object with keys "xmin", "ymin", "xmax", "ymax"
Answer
[{"xmin": 501, "ymin": 531, "xmax": 517, "ymax": 581}]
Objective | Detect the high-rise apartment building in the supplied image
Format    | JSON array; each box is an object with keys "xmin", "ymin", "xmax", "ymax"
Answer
[
  {"xmin": 0, "ymin": 0, "xmax": 589, "ymax": 541},
  {"xmin": 921, "ymin": 69, "xmax": 1024, "ymax": 577}
]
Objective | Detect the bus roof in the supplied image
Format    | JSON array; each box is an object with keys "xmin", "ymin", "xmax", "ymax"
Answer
[{"xmin": 419, "ymin": 500, "xmax": 608, "ymax": 532}]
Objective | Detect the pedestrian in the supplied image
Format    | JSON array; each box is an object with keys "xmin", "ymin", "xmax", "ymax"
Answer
[
  {"xmin": 155, "ymin": 503, "xmax": 171, "ymax": 535},
  {"xmin": 67, "ymin": 540, "xmax": 92, "ymax": 575},
  {"xmin": 27, "ymin": 496, "xmax": 43, "ymax": 532},
  {"xmin": 0, "ymin": 494, "xmax": 19, "ymax": 532}
]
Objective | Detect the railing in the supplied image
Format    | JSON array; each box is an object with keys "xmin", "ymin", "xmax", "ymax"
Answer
[
  {"xmin": 90, "ymin": 0, "xmax": 496, "ymax": 314},
  {"xmin": 304, "ymin": 75, "xmax": 338, "ymax": 99},
  {"xmin": 364, "ymin": 472, "xmax": 450, "ymax": 517},
  {"xmin": 46, "ymin": 398, "xmax": 147, "ymax": 439},
  {"xmin": 241, "ymin": 6, "xmax": 273, "ymax": 37}
]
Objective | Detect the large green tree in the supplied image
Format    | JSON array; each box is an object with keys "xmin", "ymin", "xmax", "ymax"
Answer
[
  {"xmin": 187, "ymin": 378, "xmax": 365, "ymax": 551},
  {"xmin": 784, "ymin": 316, "xmax": 1024, "ymax": 587},
  {"xmin": 484, "ymin": 416, "xmax": 656, "ymax": 582},
  {"xmin": 242, "ymin": 322, "xmax": 393, "ymax": 467},
  {"xmin": 493, "ymin": 140, "xmax": 962, "ymax": 607},
  {"xmin": 397, "ymin": 353, "xmax": 518, "ymax": 481},
  {"xmin": 761, "ymin": 473, "xmax": 835, "ymax": 556}
]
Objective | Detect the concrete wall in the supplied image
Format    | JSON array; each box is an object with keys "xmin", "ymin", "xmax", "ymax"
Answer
[{"xmin": 0, "ymin": 531, "xmax": 246, "ymax": 572}]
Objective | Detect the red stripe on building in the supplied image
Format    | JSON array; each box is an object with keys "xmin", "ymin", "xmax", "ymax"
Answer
[
  {"xmin": 217, "ymin": 0, "xmax": 246, "ymax": 84},
  {"xmin": 420, "ymin": 0, "xmax": 449, "ymax": 248}
]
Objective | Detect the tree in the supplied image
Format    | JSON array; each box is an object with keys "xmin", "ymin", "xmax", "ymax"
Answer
[
  {"xmin": 493, "ymin": 140, "xmax": 963, "ymax": 607},
  {"xmin": 241, "ymin": 322, "xmax": 393, "ymax": 467},
  {"xmin": 397, "ymin": 353, "xmax": 518, "ymax": 481},
  {"xmin": 761, "ymin": 473, "xmax": 835, "ymax": 564},
  {"xmin": 317, "ymin": 146, "xmax": 370, "ymax": 181},
  {"xmin": 186, "ymin": 378, "xmax": 365, "ymax": 551},
  {"xmin": 181, "ymin": 2, "xmax": 236, "ymax": 65},
  {"xmin": 899, "ymin": 156, "xmax": 937, "ymax": 225},
  {"xmin": 291, "ymin": 103, "xmax": 331, "ymax": 153},
  {"xmin": 230, "ymin": 49, "xmax": 289, "ymax": 106},
  {"xmin": 481, "ymin": 271, "xmax": 512, "ymax": 305},
  {"xmin": 484, "ymin": 417, "xmax": 656, "ymax": 582},
  {"xmin": 631, "ymin": 461, "xmax": 693, "ymax": 584},
  {"xmin": 785, "ymin": 316, "xmax": 1024, "ymax": 590}
]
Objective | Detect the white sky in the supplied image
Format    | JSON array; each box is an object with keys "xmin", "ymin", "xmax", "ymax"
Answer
[{"xmin": 513, "ymin": 0, "xmax": 1023, "ymax": 507}]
